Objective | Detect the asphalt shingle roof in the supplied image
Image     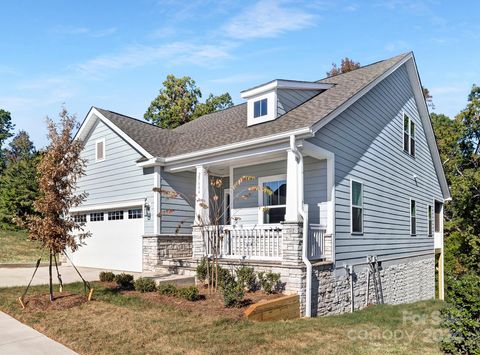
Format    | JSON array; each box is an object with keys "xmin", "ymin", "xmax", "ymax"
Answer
[{"xmin": 94, "ymin": 53, "xmax": 409, "ymax": 158}]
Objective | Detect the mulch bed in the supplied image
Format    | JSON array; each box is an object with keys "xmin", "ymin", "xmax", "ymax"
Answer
[
  {"xmin": 123, "ymin": 286, "xmax": 284, "ymax": 320},
  {"xmin": 21, "ymin": 291, "xmax": 88, "ymax": 311}
]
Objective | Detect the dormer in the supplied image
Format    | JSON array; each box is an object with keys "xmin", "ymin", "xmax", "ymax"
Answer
[{"xmin": 241, "ymin": 79, "xmax": 333, "ymax": 126}]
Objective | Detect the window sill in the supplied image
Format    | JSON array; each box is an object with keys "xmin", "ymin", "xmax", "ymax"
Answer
[
  {"xmin": 351, "ymin": 232, "xmax": 364, "ymax": 236},
  {"xmin": 402, "ymin": 150, "xmax": 415, "ymax": 159}
]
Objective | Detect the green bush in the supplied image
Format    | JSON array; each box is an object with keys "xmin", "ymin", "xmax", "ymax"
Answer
[
  {"xmin": 236, "ymin": 266, "xmax": 256, "ymax": 292},
  {"xmin": 114, "ymin": 273, "xmax": 134, "ymax": 290},
  {"xmin": 134, "ymin": 277, "xmax": 157, "ymax": 293},
  {"xmin": 99, "ymin": 271, "xmax": 115, "ymax": 282},
  {"xmin": 196, "ymin": 257, "xmax": 209, "ymax": 283},
  {"xmin": 257, "ymin": 272, "xmax": 281, "ymax": 294},
  {"xmin": 158, "ymin": 283, "xmax": 178, "ymax": 296},
  {"xmin": 221, "ymin": 278, "xmax": 244, "ymax": 307},
  {"xmin": 177, "ymin": 286, "xmax": 200, "ymax": 301},
  {"xmin": 441, "ymin": 272, "xmax": 480, "ymax": 354}
]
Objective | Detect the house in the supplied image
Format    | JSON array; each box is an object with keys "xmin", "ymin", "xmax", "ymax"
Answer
[{"xmin": 70, "ymin": 52, "xmax": 449, "ymax": 316}]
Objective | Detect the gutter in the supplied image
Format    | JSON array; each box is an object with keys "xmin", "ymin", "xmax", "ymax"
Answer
[{"xmin": 290, "ymin": 135, "xmax": 313, "ymax": 318}]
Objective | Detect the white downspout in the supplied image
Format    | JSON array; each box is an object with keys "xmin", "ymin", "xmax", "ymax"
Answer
[{"xmin": 290, "ymin": 135, "xmax": 312, "ymax": 318}]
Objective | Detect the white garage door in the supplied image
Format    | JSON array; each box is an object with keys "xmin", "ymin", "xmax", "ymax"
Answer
[{"xmin": 70, "ymin": 208, "xmax": 144, "ymax": 272}]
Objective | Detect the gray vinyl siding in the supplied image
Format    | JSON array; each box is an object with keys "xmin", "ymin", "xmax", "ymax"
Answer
[
  {"xmin": 307, "ymin": 64, "xmax": 443, "ymax": 266},
  {"xmin": 232, "ymin": 160, "xmax": 287, "ymax": 224},
  {"xmin": 160, "ymin": 170, "xmax": 195, "ymax": 234},
  {"xmin": 304, "ymin": 156, "xmax": 328, "ymax": 225},
  {"xmin": 76, "ymin": 118, "xmax": 154, "ymax": 234},
  {"xmin": 277, "ymin": 89, "xmax": 320, "ymax": 116}
]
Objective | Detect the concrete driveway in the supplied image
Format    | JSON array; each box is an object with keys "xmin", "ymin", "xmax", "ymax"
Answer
[{"xmin": 0, "ymin": 265, "xmax": 142, "ymax": 288}]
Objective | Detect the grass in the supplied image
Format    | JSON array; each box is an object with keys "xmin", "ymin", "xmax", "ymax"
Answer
[
  {"xmin": 0, "ymin": 282, "xmax": 446, "ymax": 354},
  {"xmin": 0, "ymin": 229, "xmax": 49, "ymax": 264}
]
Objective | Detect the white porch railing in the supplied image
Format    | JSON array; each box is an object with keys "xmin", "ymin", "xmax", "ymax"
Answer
[
  {"xmin": 308, "ymin": 224, "xmax": 327, "ymax": 260},
  {"xmin": 203, "ymin": 224, "xmax": 283, "ymax": 261}
]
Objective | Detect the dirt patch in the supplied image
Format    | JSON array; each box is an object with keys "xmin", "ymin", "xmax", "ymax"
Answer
[
  {"xmin": 124, "ymin": 286, "xmax": 284, "ymax": 320},
  {"xmin": 21, "ymin": 291, "xmax": 88, "ymax": 311}
]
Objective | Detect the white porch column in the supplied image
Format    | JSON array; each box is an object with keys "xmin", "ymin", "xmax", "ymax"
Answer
[
  {"xmin": 285, "ymin": 137, "xmax": 302, "ymax": 222},
  {"xmin": 153, "ymin": 166, "xmax": 161, "ymax": 234},
  {"xmin": 195, "ymin": 165, "xmax": 209, "ymax": 225}
]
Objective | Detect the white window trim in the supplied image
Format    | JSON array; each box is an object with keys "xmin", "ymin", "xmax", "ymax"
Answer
[
  {"xmin": 258, "ymin": 174, "xmax": 287, "ymax": 224},
  {"xmin": 95, "ymin": 138, "xmax": 106, "ymax": 162},
  {"xmin": 410, "ymin": 198, "xmax": 417, "ymax": 236},
  {"xmin": 402, "ymin": 112, "xmax": 416, "ymax": 157},
  {"xmin": 253, "ymin": 98, "xmax": 268, "ymax": 118},
  {"xmin": 350, "ymin": 179, "xmax": 364, "ymax": 235}
]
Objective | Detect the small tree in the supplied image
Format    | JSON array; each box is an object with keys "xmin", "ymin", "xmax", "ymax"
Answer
[
  {"xmin": 326, "ymin": 57, "xmax": 361, "ymax": 77},
  {"xmin": 26, "ymin": 109, "xmax": 89, "ymax": 301}
]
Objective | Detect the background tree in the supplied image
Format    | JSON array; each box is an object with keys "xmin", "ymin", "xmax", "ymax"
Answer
[
  {"xmin": 0, "ymin": 131, "xmax": 39, "ymax": 229},
  {"xmin": 326, "ymin": 57, "xmax": 361, "ymax": 77},
  {"xmin": 423, "ymin": 87, "xmax": 435, "ymax": 110},
  {"xmin": 431, "ymin": 85, "xmax": 480, "ymax": 353},
  {"xmin": 0, "ymin": 109, "xmax": 15, "ymax": 173},
  {"xmin": 144, "ymin": 74, "xmax": 233, "ymax": 128},
  {"xmin": 26, "ymin": 109, "xmax": 89, "ymax": 301}
]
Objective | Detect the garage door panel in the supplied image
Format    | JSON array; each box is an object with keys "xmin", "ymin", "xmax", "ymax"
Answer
[{"xmin": 71, "ymin": 213, "xmax": 143, "ymax": 272}]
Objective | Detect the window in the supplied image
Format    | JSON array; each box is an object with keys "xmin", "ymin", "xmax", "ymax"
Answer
[
  {"xmin": 96, "ymin": 138, "xmax": 105, "ymax": 162},
  {"xmin": 253, "ymin": 98, "xmax": 268, "ymax": 118},
  {"xmin": 108, "ymin": 211, "xmax": 124, "ymax": 220},
  {"xmin": 128, "ymin": 208, "xmax": 143, "ymax": 219},
  {"xmin": 428, "ymin": 205, "xmax": 433, "ymax": 237},
  {"xmin": 90, "ymin": 212, "xmax": 104, "ymax": 222},
  {"xmin": 410, "ymin": 200, "xmax": 416, "ymax": 235},
  {"xmin": 73, "ymin": 214, "xmax": 86, "ymax": 223},
  {"xmin": 403, "ymin": 114, "xmax": 415, "ymax": 156},
  {"xmin": 259, "ymin": 175, "xmax": 286, "ymax": 224},
  {"xmin": 435, "ymin": 201, "xmax": 442, "ymax": 233},
  {"xmin": 351, "ymin": 180, "xmax": 363, "ymax": 234}
]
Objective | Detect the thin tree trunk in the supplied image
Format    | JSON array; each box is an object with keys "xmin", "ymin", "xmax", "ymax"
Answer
[{"xmin": 48, "ymin": 249, "xmax": 54, "ymax": 302}]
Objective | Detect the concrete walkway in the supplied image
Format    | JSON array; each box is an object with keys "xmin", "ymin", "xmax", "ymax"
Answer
[{"xmin": 0, "ymin": 311, "xmax": 77, "ymax": 354}]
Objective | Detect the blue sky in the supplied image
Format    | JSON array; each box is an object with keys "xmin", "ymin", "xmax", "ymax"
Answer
[{"xmin": 1, "ymin": 0, "xmax": 478, "ymax": 147}]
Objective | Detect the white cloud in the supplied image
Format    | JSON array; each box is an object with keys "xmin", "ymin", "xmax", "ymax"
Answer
[
  {"xmin": 50, "ymin": 25, "xmax": 117, "ymax": 38},
  {"xmin": 384, "ymin": 40, "xmax": 409, "ymax": 52},
  {"xmin": 92, "ymin": 27, "xmax": 117, "ymax": 38},
  {"xmin": 223, "ymin": 0, "xmax": 315, "ymax": 39},
  {"xmin": 75, "ymin": 42, "xmax": 233, "ymax": 77},
  {"xmin": 344, "ymin": 4, "xmax": 359, "ymax": 12}
]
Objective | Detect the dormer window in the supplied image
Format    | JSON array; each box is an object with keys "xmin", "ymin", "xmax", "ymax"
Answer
[
  {"xmin": 96, "ymin": 138, "xmax": 106, "ymax": 162},
  {"xmin": 241, "ymin": 79, "xmax": 333, "ymax": 127},
  {"xmin": 254, "ymin": 98, "xmax": 268, "ymax": 118}
]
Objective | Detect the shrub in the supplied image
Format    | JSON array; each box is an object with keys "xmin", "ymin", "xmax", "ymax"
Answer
[
  {"xmin": 99, "ymin": 271, "xmax": 115, "ymax": 282},
  {"xmin": 114, "ymin": 273, "xmax": 134, "ymax": 290},
  {"xmin": 236, "ymin": 266, "xmax": 256, "ymax": 292},
  {"xmin": 257, "ymin": 272, "xmax": 281, "ymax": 294},
  {"xmin": 177, "ymin": 286, "xmax": 200, "ymax": 301},
  {"xmin": 221, "ymin": 278, "xmax": 244, "ymax": 307},
  {"xmin": 441, "ymin": 273, "xmax": 480, "ymax": 354},
  {"xmin": 134, "ymin": 277, "xmax": 157, "ymax": 293},
  {"xmin": 157, "ymin": 283, "xmax": 178, "ymax": 296},
  {"xmin": 196, "ymin": 257, "xmax": 209, "ymax": 283}
]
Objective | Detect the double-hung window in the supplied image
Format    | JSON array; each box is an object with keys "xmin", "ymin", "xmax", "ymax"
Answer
[
  {"xmin": 403, "ymin": 114, "xmax": 415, "ymax": 156},
  {"xmin": 427, "ymin": 204, "xmax": 433, "ymax": 237},
  {"xmin": 410, "ymin": 200, "xmax": 417, "ymax": 235},
  {"xmin": 254, "ymin": 98, "xmax": 268, "ymax": 118},
  {"xmin": 259, "ymin": 175, "xmax": 286, "ymax": 224},
  {"xmin": 351, "ymin": 180, "xmax": 363, "ymax": 234}
]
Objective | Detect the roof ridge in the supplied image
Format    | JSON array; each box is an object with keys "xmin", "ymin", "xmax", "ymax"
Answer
[{"xmin": 317, "ymin": 52, "xmax": 411, "ymax": 82}]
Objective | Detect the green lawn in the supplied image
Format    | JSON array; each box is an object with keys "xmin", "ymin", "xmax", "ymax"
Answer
[
  {"xmin": 0, "ymin": 282, "xmax": 446, "ymax": 354},
  {"xmin": 0, "ymin": 229, "xmax": 48, "ymax": 264}
]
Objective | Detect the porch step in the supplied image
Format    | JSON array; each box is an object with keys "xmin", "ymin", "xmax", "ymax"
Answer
[{"xmin": 155, "ymin": 258, "xmax": 197, "ymax": 277}]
